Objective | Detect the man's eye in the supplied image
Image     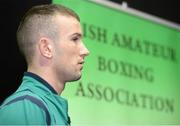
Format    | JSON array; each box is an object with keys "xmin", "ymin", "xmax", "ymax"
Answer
[{"xmin": 72, "ymin": 37, "xmax": 79, "ymax": 42}]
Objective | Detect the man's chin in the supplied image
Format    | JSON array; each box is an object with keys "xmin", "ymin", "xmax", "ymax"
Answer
[{"xmin": 68, "ymin": 74, "xmax": 82, "ymax": 82}]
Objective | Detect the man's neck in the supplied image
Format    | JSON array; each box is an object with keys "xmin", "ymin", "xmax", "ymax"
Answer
[{"xmin": 27, "ymin": 66, "xmax": 65, "ymax": 95}]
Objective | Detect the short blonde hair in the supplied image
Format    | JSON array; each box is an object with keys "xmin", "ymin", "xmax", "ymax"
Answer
[{"xmin": 17, "ymin": 4, "xmax": 80, "ymax": 64}]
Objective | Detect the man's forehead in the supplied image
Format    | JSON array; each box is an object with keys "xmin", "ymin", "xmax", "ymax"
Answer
[
  {"xmin": 55, "ymin": 14, "xmax": 80, "ymax": 24},
  {"xmin": 53, "ymin": 14, "xmax": 81, "ymax": 35}
]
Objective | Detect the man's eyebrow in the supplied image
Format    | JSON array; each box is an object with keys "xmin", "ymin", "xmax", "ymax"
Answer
[{"xmin": 70, "ymin": 33, "xmax": 83, "ymax": 37}]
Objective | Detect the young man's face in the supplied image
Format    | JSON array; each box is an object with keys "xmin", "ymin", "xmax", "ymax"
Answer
[{"xmin": 53, "ymin": 15, "xmax": 89, "ymax": 83}]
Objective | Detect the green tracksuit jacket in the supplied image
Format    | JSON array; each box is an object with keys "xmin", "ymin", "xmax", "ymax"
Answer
[{"xmin": 0, "ymin": 72, "xmax": 71, "ymax": 125}]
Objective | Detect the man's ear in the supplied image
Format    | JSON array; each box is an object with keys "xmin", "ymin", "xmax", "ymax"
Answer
[{"xmin": 38, "ymin": 38, "xmax": 53, "ymax": 58}]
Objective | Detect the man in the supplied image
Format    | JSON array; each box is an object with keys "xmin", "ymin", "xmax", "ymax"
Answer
[{"xmin": 0, "ymin": 4, "xmax": 89, "ymax": 125}]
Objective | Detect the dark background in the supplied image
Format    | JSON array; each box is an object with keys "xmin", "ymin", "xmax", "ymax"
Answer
[
  {"xmin": 0, "ymin": 0, "xmax": 179, "ymax": 103},
  {"xmin": 0, "ymin": 0, "xmax": 51, "ymax": 103},
  {"xmin": 110, "ymin": 0, "xmax": 180, "ymax": 25}
]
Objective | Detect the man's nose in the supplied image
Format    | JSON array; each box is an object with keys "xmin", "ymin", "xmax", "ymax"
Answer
[{"xmin": 80, "ymin": 43, "xmax": 90, "ymax": 57}]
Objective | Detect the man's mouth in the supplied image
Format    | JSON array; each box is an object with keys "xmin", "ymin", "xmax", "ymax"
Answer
[
  {"xmin": 79, "ymin": 61, "xmax": 84, "ymax": 64},
  {"xmin": 78, "ymin": 61, "xmax": 84, "ymax": 70}
]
